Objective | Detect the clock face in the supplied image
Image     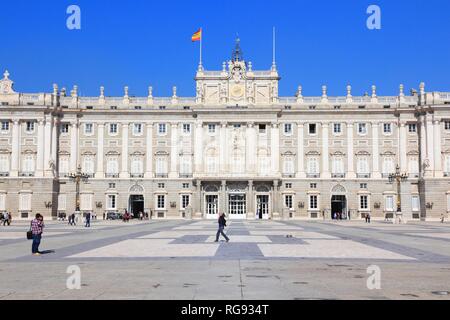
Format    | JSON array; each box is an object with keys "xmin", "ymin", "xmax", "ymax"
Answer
[{"xmin": 231, "ymin": 85, "xmax": 244, "ymax": 98}]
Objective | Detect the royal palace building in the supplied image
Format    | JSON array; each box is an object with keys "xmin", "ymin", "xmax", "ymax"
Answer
[{"xmin": 1, "ymin": 43, "xmax": 450, "ymax": 221}]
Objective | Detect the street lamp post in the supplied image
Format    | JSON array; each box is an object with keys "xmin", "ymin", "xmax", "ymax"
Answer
[
  {"xmin": 388, "ymin": 165, "xmax": 408, "ymax": 223},
  {"xmin": 68, "ymin": 165, "xmax": 90, "ymax": 220}
]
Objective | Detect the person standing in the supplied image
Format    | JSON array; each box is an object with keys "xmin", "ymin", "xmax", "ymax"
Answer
[
  {"xmin": 85, "ymin": 212, "xmax": 91, "ymax": 228},
  {"xmin": 31, "ymin": 214, "xmax": 44, "ymax": 255},
  {"xmin": 215, "ymin": 213, "xmax": 230, "ymax": 242}
]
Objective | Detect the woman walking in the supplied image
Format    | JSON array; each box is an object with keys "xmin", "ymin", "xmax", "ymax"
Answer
[{"xmin": 215, "ymin": 213, "xmax": 230, "ymax": 242}]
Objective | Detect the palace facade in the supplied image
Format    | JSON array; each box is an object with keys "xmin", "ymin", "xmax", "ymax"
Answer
[{"xmin": 1, "ymin": 43, "xmax": 450, "ymax": 221}]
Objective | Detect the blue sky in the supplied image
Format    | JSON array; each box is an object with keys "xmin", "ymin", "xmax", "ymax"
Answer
[{"xmin": 0, "ymin": 0, "xmax": 449, "ymax": 97}]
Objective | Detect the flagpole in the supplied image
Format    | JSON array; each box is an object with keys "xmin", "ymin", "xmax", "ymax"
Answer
[{"xmin": 200, "ymin": 27, "xmax": 203, "ymax": 68}]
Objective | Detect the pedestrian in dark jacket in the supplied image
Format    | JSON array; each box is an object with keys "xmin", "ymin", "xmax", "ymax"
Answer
[
  {"xmin": 215, "ymin": 213, "xmax": 230, "ymax": 242},
  {"xmin": 85, "ymin": 212, "xmax": 91, "ymax": 228}
]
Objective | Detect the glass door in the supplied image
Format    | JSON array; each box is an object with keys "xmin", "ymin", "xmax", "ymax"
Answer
[
  {"xmin": 228, "ymin": 194, "xmax": 246, "ymax": 219},
  {"xmin": 205, "ymin": 195, "xmax": 218, "ymax": 218},
  {"xmin": 256, "ymin": 195, "xmax": 269, "ymax": 219}
]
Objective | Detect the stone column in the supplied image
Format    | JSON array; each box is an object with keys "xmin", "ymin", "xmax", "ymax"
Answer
[
  {"xmin": 219, "ymin": 123, "xmax": 227, "ymax": 173},
  {"xmin": 120, "ymin": 123, "xmax": 129, "ymax": 178},
  {"xmin": 399, "ymin": 122, "xmax": 408, "ymax": 173},
  {"xmin": 145, "ymin": 123, "xmax": 153, "ymax": 178},
  {"xmin": 96, "ymin": 123, "xmax": 105, "ymax": 178},
  {"xmin": 10, "ymin": 120, "xmax": 20, "ymax": 177},
  {"xmin": 169, "ymin": 122, "xmax": 179, "ymax": 178},
  {"xmin": 321, "ymin": 122, "xmax": 330, "ymax": 178},
  {"xmin": 36, "ymin": 120, "xmax": 45, "ymax": 177},
  {"xmin": 194, "ymin": 122, "xmax": 203, "ymax": 173},
  {"xmin": 247, "ymin": 180, "xmax": 254, "ymax": 218},
  {"xmin": 296, "ymin": 122, "xmax": 305, "ymax": 178},
  {"xmin": 272, "ymin": 180, "xmax": 279, "ymax": 218},
  {"xmin": 44, "ymin": 116, "xmax": 52, "ymax": 176},
  {"xmin": 372, "ymin": 122, "xmax": 380, "ymax": 178},
  {"xmin": 271, "ymin": 123, "xmax": 280, "ymax": 174},
  {"xmin": 433, "ymin": 120, "xmax": 442, "ymax": 176},
  {"xmin": 246, "ymin": 123, "xmax": 256, "ymax": 174},
  {"xmin": 419, "ymin": 116, "xmax": 427, "ymax": 175},
  {"xmin": 51, "ymin": 118, "xmax": 58, "ymax": 166},
  {"xmin": 70, "ymin": 122, "xmax": 79, "ymax": 173},
  {"xmin": 221, "ymin": 180, "xmax": 227, "ymax": 214},
  {"xmin": 347, "ymin": 122, "xmax": 355, "ymax": 178},
  {"xmin": 426, "ymin": 118, "xmax": 435, "ymax": 174}
]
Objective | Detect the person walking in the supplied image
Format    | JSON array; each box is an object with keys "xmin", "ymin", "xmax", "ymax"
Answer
[
  {"xmin": 31, "ymin": 214, "xmax": 44, "ymax": 255},
  {"xmin": 441, "ymin": 214, "xmax": 445, "ymax": 223},
  {"xmin": 85, "ymin": 212, "xmax": 91, "ymax": 228},
  {"xmin": 3, "ymin": 212, "xmax": 10, "ymax": 226},
  {"xmin": 215, "ymin": 213, "xmax": 230, "ymax": 242}
]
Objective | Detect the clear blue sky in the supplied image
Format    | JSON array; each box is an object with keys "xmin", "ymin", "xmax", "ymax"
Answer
[{"xmin": 0, "ymin": 0, "xmax": 449, "ymax": 97}]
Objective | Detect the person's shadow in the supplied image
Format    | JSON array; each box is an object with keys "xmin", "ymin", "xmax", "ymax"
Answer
[{"xmin": 39, "ymin": 250, "xmax": 56, "ymax": 255}]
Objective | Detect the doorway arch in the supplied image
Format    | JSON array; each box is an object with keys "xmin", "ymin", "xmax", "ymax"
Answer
[
  {"xmin": 331, "ymin": 184, "xmax": 347, "ymax": 220},
  {"xmin": 128, "ymin": 184, "xmax": 145, "ymax": 218}
]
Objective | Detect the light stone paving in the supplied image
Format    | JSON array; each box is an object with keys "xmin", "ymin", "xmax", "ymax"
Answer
[
  {"xmin": 258, "ymin": 240, "xmax": 416, "ymax": 260},
  {"xmin": 249, "ymin": 230, "xmax": 338, "ymax": 239},
  {"xmin": 0, "ymin": 231, "xmax": 70, "ymax": 239},
  {"xmin": 206, "ymin": 235, "xmax": 272, "ymax": 243},
  {"xmin": 405, "ymin": 233, "xmax": 450, "ymax": 240}
]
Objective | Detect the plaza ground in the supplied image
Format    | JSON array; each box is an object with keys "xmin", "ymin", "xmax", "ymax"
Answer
[{"xmin": 0, "ymin": 218, "xmax": 449, "ymax": 300}]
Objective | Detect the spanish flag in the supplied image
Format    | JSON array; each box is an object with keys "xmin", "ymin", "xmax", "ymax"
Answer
[{"xmin": 192, "ymin": 28, "xmax": 202, "ymax": 42}]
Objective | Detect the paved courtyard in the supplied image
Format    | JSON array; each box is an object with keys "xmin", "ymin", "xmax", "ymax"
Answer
[{"xmin": 0, "ymin": 219, "xmax": 449, "ymax": 300}]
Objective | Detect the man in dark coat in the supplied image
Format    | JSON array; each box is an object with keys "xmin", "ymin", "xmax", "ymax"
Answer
[{"xmin": 215, "ymin": 213, "xmax": 230, "ymax": 242}]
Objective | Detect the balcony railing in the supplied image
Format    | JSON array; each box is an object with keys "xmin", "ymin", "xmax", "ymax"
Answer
[
  {"xmin": 155, "ymin": 173, "xmax": 168, "ymax": 178},
  {"xmin": 357, "ymin": 173, "xmax": 371, "ymax": 178},
  {"xmin": 282, "ymin": 173, "xmax": 295, "ymax": 178},
  {"xmin": 331, "ymin": 173, "xmax": 345, "ymax": 178},
  {"xmin": 105, "ymin": 173, "xmax": 119, "ymax": 178},
  {"xmin": 0, "ymin": 172, "xmax": 10, "ymax": 177},
  {"xmin": 306, "ymin": 173, "xmax": 320, "ymax": 178},
  {"xmin": 179, "ymin": 174, "xmax": 193, "ymax": 178},
  {"xmin": 130, "ymin": 173, "xmax": 144, "ymax": 178},
  {"xmin": 19, "ymin": 172, "xmax": 35, "ymax": 177}
]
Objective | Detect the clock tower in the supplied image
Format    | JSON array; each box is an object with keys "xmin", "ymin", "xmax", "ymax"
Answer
[{"xmin": 195, "ymin": 38, "xmax": 280, "ymax": 106}]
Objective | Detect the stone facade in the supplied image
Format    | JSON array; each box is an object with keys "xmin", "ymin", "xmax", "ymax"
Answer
[{"xmin": 1, "ymin": 45, "xmax": 450, "ymax": 221}]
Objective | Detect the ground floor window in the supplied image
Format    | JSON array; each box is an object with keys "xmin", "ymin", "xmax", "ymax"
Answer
[
  {"xmin": 309, "ymin": 195, "xmax": 318, "ymax": 210},
  {"xmin": 385, "ymin": 195, "xmax": 394, "ymax": 211},
  {"xmin": 411, "ymin": 195, "xmax": 420, "ymax": 211},
  {"xmin": 107, "ymin": 195, "xmax": 117, "ymax": 210},
  {"xmin": 181, "ymin": 195, "xmax": 190, "ymax": 209},
  {"xmin": 156, "ymin": 195, "xmax": 165, "ymax": 209},
  {"xmin": 284, "ymin": 195, "xmax": 293, "ymax": 209},
  {"xmin": 359, "ymin": 195, "xmax": 369, "ymax": 210}
]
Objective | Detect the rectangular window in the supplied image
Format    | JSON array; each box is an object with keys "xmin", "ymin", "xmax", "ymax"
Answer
[
  {"xmin": 259, "ymin": 124, "xmax": 266, "ymax": 134},
  {"xmin": 359, "ymin": 195, "xmax": 369, "ymax": 210},
  {"xmin": 107, "ymin": 195, "xmax": 116, "ymax": 210},
  {"xmin": 358, "ymin": 123, "xmax": 367, "ymax": 135},
  {"xmin": 445, "ymin": 121, "xmax": 450, "ymax": 131},
  {"xmin": 157, "ymin": 195, "xmax": 165, "ymax": 209},
  {"xmin": 60, "ymin": 123, "xmax": 69, "ymax": 133},
  {"xmin": 181, "ymin": 195, "xmax": 190, "ymax": 209},
  {"xmin": 412, "ymin": 196, "xmax": 420, "ymax": 211},
  {"xmin": 310, "ymin": 183, "xmax": 317, "ymax": 189},
  {"xmin": 19, "ymin": 193, "xmax": 32, "ymax": 211},
  {"xmin": 285, "ymin": 183, "xmax": 292, "ymax": 189},
  {"xmin": 85, "ymin": 123, "xmax": 93, "ymax": 134},
  {"xmin": 182, "ymin": 183, "xmax": 190, "ymax": 189},
  {"xmin": 26, "ymin": 121, "xmax": 35, "ymax": 132},
  {"xmin": 284, "ymin": 123, "xmax": 292, "ymax": 135},
  {"xmin": 333, "ymin": 123, "xmax": 341, "ymax": 134},
  {"xmin": 309, "ymin": 195, "xmax": 318, "ymax": 210},
  {"xmin": 1, "ymin": 121, "xmax": 9, "ymax": 131},
  {"xmin": 385, "ymin": 196, "xmax": 394, "ymax": 211},
  {"xmin": 360, "ymin": 183, "xmax": 368, "ymax": 189},
  {"xmin": 408, "ymin": 124, "xmax": 417, "ymax": 133},
  {"xmin": 183, "ymin": 123, "xmax": 191, "ymax": 134},
  {"xmin": 109, "ymin": 123, "xmax": 118, "ymax": 134},
  {"xmin": 158, "ymin": 183, "xmax": 165, "ymax": 189},
  {"xmin": 285, "ymin": 195, "xmax": 293, "ymax": 209},
  {"xmin": 158, "ymin": 123, "xmax": 166, "ymax": 135},
  {"xmin": 308, "ymin": 123, "xmax": 317, "ymax": 135},
  {"xmin": 108, "ymin": 183, "xmax": 116, "ymax": 189},
  {"xmin": 208, "ymin": 124, "xmax": 216, "ymax": 133},
  {"xmin": 383, "ymin": 123, "xmax": 392, "ymax": 134},
  {"xmin": 133, "ymin": 123, "xmax": 142, "ymax": 135}
]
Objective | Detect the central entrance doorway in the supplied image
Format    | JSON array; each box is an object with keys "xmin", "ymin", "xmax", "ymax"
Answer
[
  {"xmin": 205, "ymin": 194, "xmax": 219, "ymax": 217},
  {"xmin": 331, "ymin": 195, "xmax": 347, "ymax": 219},
  {"xmin": 129, "ymin": 195, "xmax": 144, "ymax": 218},
  {"xmin": 228, "ymin": 194, "xmax": 246, "ymax": 219},
  {"xmin": 256, "ymin": 195, "xmax": 269, "ymax": 219}
]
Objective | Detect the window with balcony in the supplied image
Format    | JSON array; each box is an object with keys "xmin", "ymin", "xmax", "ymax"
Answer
[
  {"xmin": 282, "ymin": 157, "xmax": 295, "ymax": 177},
  {"xmin": 21, "ymin": 155, "xmax": 35, "ymax": 175},
  {"xmin": 331, "ymin": 157, "xmax": 345, "ymax": 177},
  {"xmin": 59, "ymin": 157, "xmax": 69, "ymax": 176},
  {"xmin": 180, "ymin": 156, "xmax": 192, "ymax": 177},
  {"xmin": 130, "ymin": 158, "xmax": 143, "ymax": 177},
  {"xmin": 82, "ymin": 156, "xmax": 95, "ymax": 176},
  {"xmin": 0, "ymin": 154, "xmax": 9, "ymax": 175},
  {"xmin": 306, "ymin": 157, "xmax": 319, "ymax": 177},
  {"xmin": 356, "ymin": 157, "xmax": 370, "ymax": 178},
  {"xmin": 155, "ymin": 157, "xmax": 168, "ymax": 177},
  {"xmin": 382, "ymin": 157, "xmax": 395, "ymax": 176},
  {"xmin": 106, "ymin": 159, "xmax": 119, "ymax": 177}
]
